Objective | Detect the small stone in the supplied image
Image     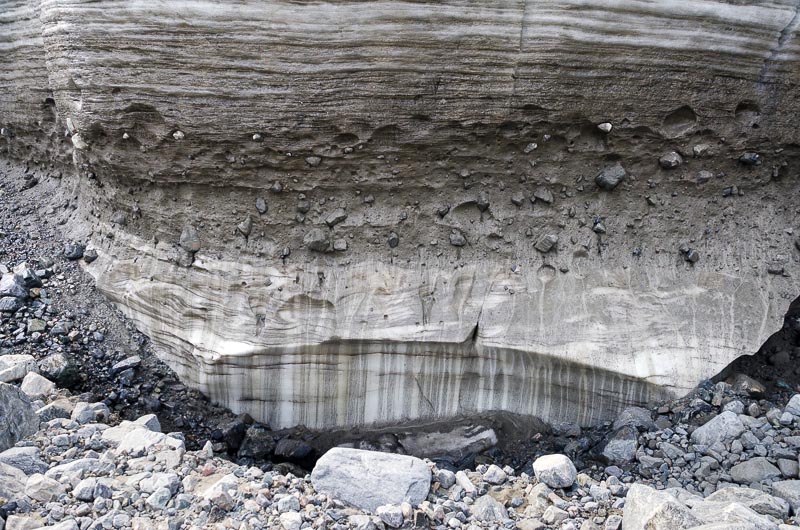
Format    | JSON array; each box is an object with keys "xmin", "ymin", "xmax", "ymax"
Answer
[
  {"xmin": 543, "ymin": 507, "xmax": 569, "ymax": 526},
  {"xmin": 255, "ymin": 197, "xmax": 267, "ymax": 214},
  {"xmin": 437, "ymin": 469, "xmax": 456, "ymax": 489},
  {"xmin": 483, "ymin": 464, "xmax": 507, "ymax": 485},
  {"xmin": 0, "ymin": 297, "xmax": 23, "ymax": 313},
  {"xmin": 237, "ymin": 215, "xmax": 253, "ymax": 237},
  {"xmin": 476, "ymin": 192, "xmax": 490, "ymax": 212},
  {"xmin": 72, "ymin": 477, "xmax": 97, "ymax": 501},
  {"xmin": 679, "ymin": 244, "xmax": 700, "ymax": 263},
  {"xmin": 63, "ymin": 244, "xmax": 84, "ymax": 260},
  {"xmin": 659, "ymin": 151, "xmax": 683, "ymax": 169},
  {"xmin": 305, "ymin": 155, "xmax": 322, "ymax": 167},
  {"xmin": 532, "ymin": 454, "xmax": 577, "ymax": 489},
  {"xmin": 785, "ymin": 394, "xmax": 800, "ymax": 416},
  {"xmin": 279, "ymin": 512, "xmax": 303, "ymax": 530},
  {"xmin": 739, "ymin": 152, "xmax": 761, "ymax": 166},
  {"xmin": 534, "ymin": 234, "xmax": 558, "ymax": 253},
  {"xmin": 82, "ymin": 249, "xmax": 98, "ymax": 264},
  {"xmin": 325, "ymin": 208, "xmax": 348, "ymax": 227},
  {"xmin": 110, "ymin": 355, "xmax": 141, "ymax": 375},
  {"xmin": 276, "ymin": 495, "xmax": 301, "ymax": 513},
  {"xmin": 533, "ymin": 187, "xmax": 554, "ymax": 204},
  {"xmin": 523, "ymin": 142, "xmax": 538, "ymax": 153},
  {"xmin": 376, "ymin": 505, "xmax": 404, "ymax": 528},
  {"xmin": 304, "ymin": 228, "xmax": 330, "ymax": 252},
  {"xmin": 71, "ymin": 133, "xmax": 88, "ymax": 149},
  {"xmin": 110, "ymin": 210, "xmax": 128, "ymax": 225},
  {"xmin": 730, "ymin": 373, "xmax": 766, "ymax": 398},
  {"xmin": 146, "ymin": 487, "xmax": 173, "ymax": 510},
  {"xmin": 597, "ymin": 123, "xmax": 613, "ymax": 133},
  {"xmin": 333, "ymin": 239, "xmax": 348, "ymax": 251},
  {"xmin": 179, "ymin": 226, "xmax": 201, "ymax": 253},
  {"xmin": 449, "ymin": 230, "xmax": 467, "ymax": 247},
  {"xmin": 696, "ymin": 170, "xmax": 714, "ymax": 184},
  {"xmin": 388, "ymin": 232, "xmax": 399, "ymax": 248},
  {"xmin": 470, "ymin": 495, "xmax": 508, "ymax": 522},
  {"xmin": 172, "ymin": 130, "xmax": 185, "ymax": 140},
  {"xmin": 595, "ymin": 164, "xmax": 626, "ymax": 191}
]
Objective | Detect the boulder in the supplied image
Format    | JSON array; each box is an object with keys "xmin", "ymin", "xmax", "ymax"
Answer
[
  {"xmin": 532, "ymin": 454, "xmax": 577, "ymax": 489},
  {"xmin": 24, "ymin": 473, "xmax": 65, "ymax": 503},
  {"xmin": 690, "ymin": 411, "xmax": 745, "ymax": 447},
  {"xmin": 730, "ymin": 458, "xmax": 781, "ymax": 484},
  {"xmin": 691, "ymin": 501, "xmax": 778, "ymax": 530},
  {"xmin": 19, "ymin": 372, "xmax": 55, "ymax": 400},
  {"xmin": 772, "ymin": 481, "xmax": 800, "ymax": 513},
  {"xmin": 0, "ymin": 461, "xmax": 28, "ymax": 503},
  {"xmin": 0, "ymin": 355, "xmax": 37, "ymax": 383},
  {"xmin": 595, "ymin": 164, "xmax": 626, "ymax": 190},
  {"xmin": 613, "ymin": 407, "xmax": 657, "ymax": 431},
  {"xmin": 706, "ymin": 487, "xmax": 790, "ymax": 519},
  {"xmin": 622, "ymin": 483, "xmax": 701, "ymax": 530},
  {"xmin": 310, "ymin": 448, "xmax": 431, "ymax": 513},
  {"xmin": 785, "ymin": 395, "xmax": 800, "ymax": 416},
  {"xmin": 0, "ymin": 274, "xmax": 27, "ymax": 299},
  {"xmin": 0, "ymin": 446, "xmax": 47, "ymax": 475},
  {"xmin": 602, "ymin": 426, "xmax": 638, "ymax": 463},
  {"xmin": 0, "ymin": 383, "xmax": 37, "ymax": 451}
]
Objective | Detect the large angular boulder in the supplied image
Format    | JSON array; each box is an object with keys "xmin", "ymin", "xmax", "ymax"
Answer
[
  {"xmin": 0, "ymin": 461, "xmax": 28, "ymax": 503},
  {"xmin": 705, "ymin": 487, "xmax": 790, "ymax": 519},
  {"xmin": 0, "ymin": 383, "xmax": 37, "ymax": 451},
  {"xmin": 310, "ymin": 448, "xmax": 431, "ymax": 513},
  {"xmin": 0, "ymin": 355, "xmax": 37, "ymax": 384},
  {"xmin": 772, "ymin": 481, "xmax": 800, "ymax": 513},
  {"xmin": 690, "ymin": 411, "xmax": 745, "ymax": 447},
  {"xmin": 0, "ymin": 446, "xmax": 47, "ymax": 475},
  {"xmin": 622, "ymin": 484, "xmax": 701, "ymax": 530},
  {"xmin": 730, "ymin": 457, "xmax": 781, "ymax": 484}
]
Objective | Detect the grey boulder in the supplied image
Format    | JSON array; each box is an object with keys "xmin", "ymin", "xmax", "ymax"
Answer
[
  {"xmin": 730, "ymin": 457, "xmax": 781, "ymax": 484},
  {"xmin": 0, "ymin": 383, "xmax": 37, "ymax": 451},
  {"xmin": 772, "ymin": 480, "xmax": 800, "ymax": 513},
  {"xmin": 0, "ymin": 446, "xmax": 47, "ymax": 475},
  {"xmin": 690, "ymin": 411, "xmax": 745, "ymax": 447},
  {"xmin": 622, "ymin": 483, "xmax": 701, "ymax": 530},
  {"xmin": 706, "ymin": 487, "xmax": 790, "ymax": 519},
  {"xmin": 310, "ymin": 447, "xmax": 431, "ymax": 513},
  {"xmin": 0, "ymin": 461, "xmax": 28, "ymax": 503},
  {"xmin": 532, "ymin": 454, "xmax": 577, "ymax": 489}
]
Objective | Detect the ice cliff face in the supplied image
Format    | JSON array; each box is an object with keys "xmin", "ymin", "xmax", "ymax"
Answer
[{"xmin": 2, "ymin": 0, "xmax": 799, "ymax": 428}]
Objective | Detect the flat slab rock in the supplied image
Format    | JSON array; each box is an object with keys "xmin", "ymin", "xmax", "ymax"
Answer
[{"xmin": 310, "ymin": 447, "xmax": 431, "ymax": 513}]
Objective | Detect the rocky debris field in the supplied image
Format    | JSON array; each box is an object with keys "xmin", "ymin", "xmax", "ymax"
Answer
[
  {"xmin": 3, "ymin": 384, "xmax": 800, "ymax": 530},
  {"xmin": 3, "ymin": 162, "xmax": 800, "ymax": 530}
]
